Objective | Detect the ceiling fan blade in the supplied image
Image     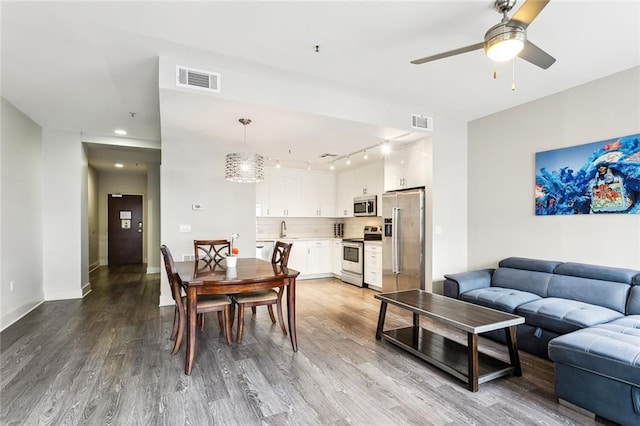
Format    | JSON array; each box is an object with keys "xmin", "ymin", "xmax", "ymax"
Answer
[
  {"xmin": 510, "ymin": 0, "xmax": 550, "ymax": 29},
  {"xmin": 410, "ymin": 42, "xmax": 484, "ymax": 65},
  {"xmin": 518, "ymin": 40, "xmax": 556, "ymax": 69}
]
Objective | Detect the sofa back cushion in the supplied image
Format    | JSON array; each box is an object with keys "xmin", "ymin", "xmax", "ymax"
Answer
[
  {"xmin": 491, "ymin": 257, "xmax": 562, "ymax": 298},
  {"xmin": 492, "ymin": 268, "xmax": 554, "ymax": 297},
  {"xmin": 499, "ymin": 257, "xmax": 562, "ymax": 273},
  {"xmin": 547, "ymin": 275, "xmax": 630, "ymax": 313},
  {"xmin": 549, "ymin": 262, "xmax": 638, "ymax": 314},
  {"xmin": 628, "ymin": 286, "xmax": 640, "ymax": 315},
  {"xmin": 554, "ymin": 262, "xmax": 639, "ymax": 284}
]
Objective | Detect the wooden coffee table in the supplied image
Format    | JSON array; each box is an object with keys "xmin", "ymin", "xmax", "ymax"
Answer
[{"xmin": 375, "ymin": 290, "xmax": 524, "ymax": 391}]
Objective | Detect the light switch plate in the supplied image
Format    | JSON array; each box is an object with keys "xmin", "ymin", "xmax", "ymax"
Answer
[{"xmin": 179, "ymin": 224, "xmax": 191, "ymax": 233}]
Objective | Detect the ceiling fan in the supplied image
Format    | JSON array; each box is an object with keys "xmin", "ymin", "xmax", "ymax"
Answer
[{"xmin": 411, "ymin": 0, "xmax": 555, "ymax": 69}]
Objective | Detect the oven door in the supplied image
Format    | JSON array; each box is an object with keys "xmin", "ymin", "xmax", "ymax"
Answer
[{"xmin": 341, "ymin": 242, "xmax": 363, "ymax": 274}]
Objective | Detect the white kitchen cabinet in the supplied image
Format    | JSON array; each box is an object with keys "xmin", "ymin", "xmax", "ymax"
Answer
[
  {"xmin": 336, "ymin": 160, "xmax": 383, "ymax": 217},
  {"xmin": 286, "ymin": 240, "xmax": 308, "ymax": 274},
  {"xmin": 364, "ymin": 242, "xmax": 382, "ymax": 289},
  {"xmin": 257, "ymin": 167, "xmax": 335, "ymax": 217},
  {"xmin": 301, "ymin": 171, "xmax": 336, "ymax": 217},
  {"xmin": 384, "ymin": 140, "xmax": 428, "ymax": 191},
  {"xmin": 307, "ymin": 240, "xmax": 332, "ymax": 275},
  {"xmin": 332, "ymin": 240, "xmax": 342, "ymax": 276},
  {"xmin": 283, "ymin": 239, "xmax": 334, "ymax": 279}
]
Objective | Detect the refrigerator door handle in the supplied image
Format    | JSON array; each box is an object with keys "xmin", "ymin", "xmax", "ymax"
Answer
[{"xmin": 392, "ymin": 207, "xmax": 401, "ymax": 274}]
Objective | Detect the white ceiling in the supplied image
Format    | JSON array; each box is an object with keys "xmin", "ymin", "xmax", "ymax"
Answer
[{"xmin": 2, "ymin": 1, "xmax": 639, "ymax": 172}]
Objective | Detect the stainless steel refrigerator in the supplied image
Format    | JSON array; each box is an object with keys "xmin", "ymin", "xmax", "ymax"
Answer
[{"xmin": 382, "ymin": 188, "xmax": 425, "ymax": 292}]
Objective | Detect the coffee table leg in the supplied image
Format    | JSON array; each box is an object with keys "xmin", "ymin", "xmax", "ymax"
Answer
[
  {"xmin": 413, "ymin": 313, "xmax": 420, "ymax": 326},
  {"xmin": 467, "ymin": 333, "xmax": 479, "ymax": 392},
  {"xmin": 505, "ymin": 326, "xmax": 522, "ymax": 376},
  {"xmin": 376, "ymin": 301, "xmax": 388, "ymax": 340}
]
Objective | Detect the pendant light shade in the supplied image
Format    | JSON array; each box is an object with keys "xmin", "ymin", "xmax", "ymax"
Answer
[{"xmin": 225, "ymin": 118, "xmax": 264, "ymax": 183}]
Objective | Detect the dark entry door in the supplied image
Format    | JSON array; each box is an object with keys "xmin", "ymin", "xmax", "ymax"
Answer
[{"xmin": 108, "ymin": 194, "xmax": 143, "ymax": 265}]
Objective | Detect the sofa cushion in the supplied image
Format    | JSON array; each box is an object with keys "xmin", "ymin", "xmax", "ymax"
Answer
[
  {"xmin": 547, "ymin": 274, "xmax": 629, "ymax": 314},
  {"xmin": 461, "ymin": 287, "xmax": 541, "ymax": 313},
  {"xmin": 491, "ymin": 268, "xmax": 553, "ymax": 298},
  {"xmin": 549, "ymin": 319, "xmax": 640, "ymax": 386},
  {"xmin": 498, "ymin": 257, "xmax": 562, "ymax": 273},
  {"xmin": 628, "ymin": 287, "xmax": 640, "ymax": 315},
  {"xmin": 516, "ymin": 298, "xmax": 624, "ymax": 334},
  {"xmin": 554, "ymin": 262, "xmax": 639, "ymax": 284},
  {"xmin": 606, "ymin": 315, "xmax": 640, "ymax": 330}
]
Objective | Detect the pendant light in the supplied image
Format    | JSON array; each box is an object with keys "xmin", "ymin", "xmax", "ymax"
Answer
[{"xmin": 225, "ymin": 118, "xmax": 264, "ymax": 183}]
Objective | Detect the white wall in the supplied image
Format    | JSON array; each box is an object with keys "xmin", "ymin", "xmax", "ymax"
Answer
[
  {"xmin": 158, "ymin": 55, "xmax": 470, "ymax": 296},
  {"xmin": 146, "ymin": 164, "xmax": 161, "ymax": 274},
  {"xmin": 0, "ymin": 99, "xmax": 44, "ymax": 329},
  {"xmin": 159, "ymin": 140, "xmax": 257, "ymax": 306},
  {"xmin": 87, "ymin": 165, "xmax": 99, "ymax": 270},
  {"xmin": 431, "ymin": 116, "xmax": 468, "ymax": 281},
  {"xmin": 468, "ymin": 67, "xmax": 640, "ymax": 270},
  {"xmin": 97, "ymin": 172, "xmax": 148, "ymax": 265},
  {"xmin": 42, "ymin": 128, "xmax": 84, "ymax": 300}
]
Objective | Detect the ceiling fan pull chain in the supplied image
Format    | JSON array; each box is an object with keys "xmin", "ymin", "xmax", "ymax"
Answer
[
  {"xmin": 493, "ymin": 62, "xmax": 497, "ymax": 80},
  {"xmin": 511, "ymin": 59, "xmax": 516, "ymax": 91}
]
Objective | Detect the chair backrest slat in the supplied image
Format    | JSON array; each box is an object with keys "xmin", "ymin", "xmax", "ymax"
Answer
[
  {"xmin": 194, "ymin": 240, "xmax": 230, "ymax": 266},
  {"xmin": 272, "ymin": 241, "xmax": 293, "ymax": 267}
]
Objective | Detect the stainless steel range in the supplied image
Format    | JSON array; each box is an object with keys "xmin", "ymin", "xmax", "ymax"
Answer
[
  {"xmin": 341, "ymin": 238, "xmax": 364, "ymax": 286},
  {"xmin": 341, "ymin": 226, "xmax": 382, "ymax": 287}
]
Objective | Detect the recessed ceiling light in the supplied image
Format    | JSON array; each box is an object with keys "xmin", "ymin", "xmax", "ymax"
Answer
[
  {"xmin": 114, "ymin": 129, "xmax": 127, "ymax": 135},
  {"xmin": 114, "ymin": 163, "xmax": 124, "ymax": 168}
]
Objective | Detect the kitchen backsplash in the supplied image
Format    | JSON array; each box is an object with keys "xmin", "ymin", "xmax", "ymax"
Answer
[{"xmin": 256, "ymin": 216, "xmax": 382, "ymax": 240}]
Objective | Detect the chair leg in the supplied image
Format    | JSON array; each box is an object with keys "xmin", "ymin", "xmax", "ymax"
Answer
[
  {"xmin": 267, "ymin": 305, "xmax": 276, "ymax": 323},
  {"xmin": 171, "ymin": 305, "xmax": 179, "ymax": 341},
  {"xmin": 199, "ymin": 313, "xmax": 205, "ymax": 331},
  {"xmin": 236, "ymin": 303, "xmax": 245, "ymax": 343},
  {"xmin": 276, "ymin": 288, "xmax": 287, "ymax": 335},
  {"xmin": 217, "ymin": 311, "xmax": 223, "ymax": 330},
  {"xmin": 251, "ymin": 306, "xmax": 257, "ymax": 315},
  {"xmin": 173, "ymin": 302, "xmax": 185, "ymax": 355},
  {"xmin": 223, "ymin": 306, "xmax": 232, "ymax": 345}
]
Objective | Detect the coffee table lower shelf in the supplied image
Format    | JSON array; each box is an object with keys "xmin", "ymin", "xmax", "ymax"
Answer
[{"xmin": 381, "ymin": 326, "xmax": 516, "ymax": 386}]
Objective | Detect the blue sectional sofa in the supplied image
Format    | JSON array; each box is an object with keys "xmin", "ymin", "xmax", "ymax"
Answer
[{"xmin": 443, "ymin": 258, "xmax": 640, "ymax": 426}]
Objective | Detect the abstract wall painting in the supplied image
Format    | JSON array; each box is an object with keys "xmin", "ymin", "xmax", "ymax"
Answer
[{"xmin": 535, "ymin": 133, "xmax": 640, "ymax": 215}]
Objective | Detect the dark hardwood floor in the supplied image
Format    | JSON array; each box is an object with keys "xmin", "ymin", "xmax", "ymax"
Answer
[{"xmin": 1, "ymin": 264, "xmax": 604, "ymax": 425}]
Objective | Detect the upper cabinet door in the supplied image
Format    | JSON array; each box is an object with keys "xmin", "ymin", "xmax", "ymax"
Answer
[
  {"xmin": 384, "ymin": 140, "xmax": 428, "ymax": 191},
  {"xmin": 257, "ymin": 167, "xmax": 336, "ymax": 217}
]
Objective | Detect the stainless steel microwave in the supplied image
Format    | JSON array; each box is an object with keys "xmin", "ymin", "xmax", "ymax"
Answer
[{"xmin": 353, "ymin": 195, "xmax": 377, "ymax": 217}]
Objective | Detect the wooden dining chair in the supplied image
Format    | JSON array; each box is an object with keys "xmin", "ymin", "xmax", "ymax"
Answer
[
  {"xmin": 161, "ymin": 245, "xmax": 232, "ymax": 353},
  {"xmin": 232, "ymin": 241, "xmax": 292, "ymax": 343},
  {"xmin": 194, "ymin": 239, "xmax": 230, "ymax": 266}
]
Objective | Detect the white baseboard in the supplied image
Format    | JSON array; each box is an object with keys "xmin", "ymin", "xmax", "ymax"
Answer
[
  {"xmin": 146, "ymin": 266, "xmax": 160, "ymax": 274},
  {"xmin": 82, "ymin": 281, "xmax": 92, "ymax": 297},
  {"xmin": 159, "ymin": 293, "xmax": 174, "ymax": 307},
  {"xmin": 89, "ymin": 261, "xmax": 100, "ymax": 273},
  {"xmin": 0, "ymin": 300, "xmax": 45, "ymax": 332}
]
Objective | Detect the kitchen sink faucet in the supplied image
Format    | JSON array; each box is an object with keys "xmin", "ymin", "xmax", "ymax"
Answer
[{"xmin": 280, "ymin": 220, "xmax": 287, "ymax": 238}]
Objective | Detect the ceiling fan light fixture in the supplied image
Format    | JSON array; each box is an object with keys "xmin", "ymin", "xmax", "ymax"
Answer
[{"xmin": 484, "ymin": 24, "xmax": 526, "ymax": 62}]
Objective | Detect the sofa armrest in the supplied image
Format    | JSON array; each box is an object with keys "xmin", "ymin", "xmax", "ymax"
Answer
[{"xmin": 443, "ymin": 269, "xmax": 494, "ymax": 298}]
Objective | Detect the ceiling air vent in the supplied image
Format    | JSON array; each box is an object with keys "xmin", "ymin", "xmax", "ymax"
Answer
[
  {"xmin": 411, "ymin": 114, "xmax": 433, "ymax": 131},
  {"xmin": 176, "ymin": 65, "xmax": 220, "ymax": 93}
]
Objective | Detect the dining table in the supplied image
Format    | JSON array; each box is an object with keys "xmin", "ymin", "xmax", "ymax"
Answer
[{"xmin": 174, "ymin": 257, "xmax": 300, "ymax": 375}]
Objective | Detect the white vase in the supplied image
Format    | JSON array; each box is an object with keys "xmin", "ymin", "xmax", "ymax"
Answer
[{"xmin": 226, "ymin": 256, "xmax": 237, "ymax": 268}]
